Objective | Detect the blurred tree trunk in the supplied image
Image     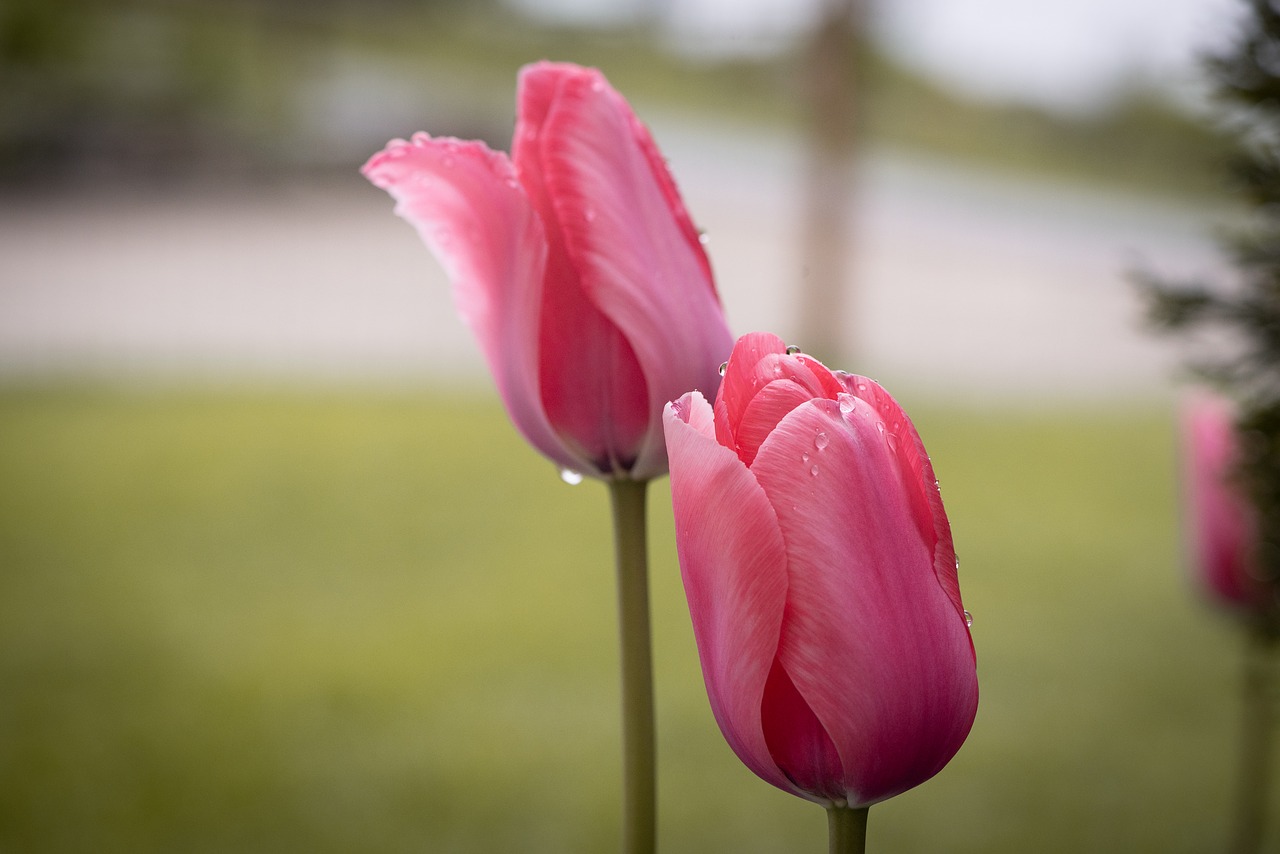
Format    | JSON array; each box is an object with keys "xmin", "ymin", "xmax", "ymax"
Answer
[{"xmin": 796, "ymin": 0, "xmax": 863, "ymax": 366}]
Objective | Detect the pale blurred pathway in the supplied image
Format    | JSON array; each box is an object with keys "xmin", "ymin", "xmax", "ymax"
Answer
[{"xmin": 0, "ymin": 121, "xmax": 1224, "ymax": 403}]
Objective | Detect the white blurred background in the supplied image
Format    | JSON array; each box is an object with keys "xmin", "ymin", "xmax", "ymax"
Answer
[{"xmin": 0, "ymin": 0, "xmax": 1248, "ymax": 401}]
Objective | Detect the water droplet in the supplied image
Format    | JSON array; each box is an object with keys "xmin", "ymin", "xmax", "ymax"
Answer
[
  {"xmin": 698, "ymin": 230, "xmax": 710, "ymax": 245},
  {"xmin": 963, "ymin": 610, "xmax": 974, "ymax": 628},
  {"xmin": 718, "ymin": 361, "xmax": 728, "ymax": 377},
  {"xmin": 801, "ymin": 452, "xmax": 810, "ymax": 463},
  {"xmin": 559, "ymin": 468, "xmax": 584, "ymax": 486},
  {"xmin": 810, "ymin": 465, "xmax": 819, "ymax": 477},
  {"xmin": 814, "ymin": 432, "xmax": 829, "ymax": 450},
  {"xmin": 785, "ymin": 344, "xmax": 801, "ymax": 355},
  {"xmin": 954, "ymin": 555, "xmax": 960, "ymax": 571},
  {"xmin": 838, "ymin": 395, "xmax": 855, "ymax": 414}
]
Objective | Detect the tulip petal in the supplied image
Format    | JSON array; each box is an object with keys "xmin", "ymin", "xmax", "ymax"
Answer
[
  {"xmin": 361, "ymin": 134, "xmax": 578, "ymax": 473},
  {"xmin": 514, "ymin": 64, "xmax": 651, "ymax": 476},
  {"xmin": 717, "ymin": 332, "xmax": 786, "ymax": 445},
  {"xmin": 529, "ymin": 62, "xmax": 733, "ymax": 478},
  {"xmin": 732, "ymin": 379, "xmax": 815, "ymax": 467},
  {"xmin": 750, "ymin": 395, "xmax": 978, "ymax": 807},
  {"xmin": 836, "ymin": 374, "xmax": 966, "ymax": 618},
  {"xmin": 717, "ymin": 334, "xmax": 840, "ymax": 459},
  {"xmin": 664, "ymin": 392, "xmax": 794, "ymax": 794},
  {"xmin": 759, "ymin": 656, "xmax": 845, "ymax": 801},
  {"xmin": 1183, "ymin": 395, "xmax": 1263, "ymax": 609}
]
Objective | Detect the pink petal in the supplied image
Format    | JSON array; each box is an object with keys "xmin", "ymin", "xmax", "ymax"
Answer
[
  {"xmin": 733, "ymin": 379, "xmax": 815, "ymax": 467},
  {"xmin": 750, "ymin": 397, "xmax": 978, "ymax": 807},
  {"xmin": 717, "ymin": 332, "xmax": 787, "ymax": 443},
  {"xmin": 361, "ymin": 135, "xmax": 577, "ymax": 473},
  {"xmin": 717, "ymin": 334, "xmax": 837, "ymax": 454},
  {"xmin": 664, "ymin": 393, "xmax": 794, "ymax": 794},
  {"xmin": 1182, "ymin": 395, "xmax": 1263, "ymax": 609},
  {"xmin": 528, "ymin": 62, "xmax": 733, "ymax": 478},
  {"xmin": 837, "ymin": 374, "xmax": 965, "ymax": 619},
  {"xmin": 514, "ymin": 64, "xmax": 650, "ymax": 476},
  {"xmin": 760, "ymin": 656, "xmax": 844, "ymax": 802}
]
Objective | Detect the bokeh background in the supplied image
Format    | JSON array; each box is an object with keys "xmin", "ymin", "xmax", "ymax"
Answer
[{"xmin": 1, "ymin": 0, "xmax": 1271, "ymax": 851}]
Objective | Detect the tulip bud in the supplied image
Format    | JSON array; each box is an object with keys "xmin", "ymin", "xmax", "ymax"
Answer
[{"xmin": 664, "ymin": 331, "xmax": 978, "ymax": 807}]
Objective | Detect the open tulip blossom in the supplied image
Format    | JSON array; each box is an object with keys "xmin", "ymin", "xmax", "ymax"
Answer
[
  {"xmin": 362, "ymin": 61, "xmax": 732, "ymax": 483},
  {"xmin": 664, "ymin": 332, "xmax": 978, "ymax": 849}
]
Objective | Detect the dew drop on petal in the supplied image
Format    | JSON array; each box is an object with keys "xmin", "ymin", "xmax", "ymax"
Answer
[
  {"xmin": 838, "ymin": 395, "xmax": 855, "ymax": 414},
  {"xmin": 559, "ymin": 468, "xmax": 584, "ymax": 486},
  {"xmin": 810, "ymin": 465, "xmax": 819, "ymax": 477},
  {"xmin": 698, "ymin": 230, "xmax": 710, "ymax": 245},
  {"xmin": 785, "ymin": 345, "xmax": 801, "ymax": 355},
  {"xmin": 718, "ymin": 361, "xmax": 728, "ymax": 377},
  {"xmin": 814, "ymin": 431, "xmax": 830, "ymax": 451},
  {"xmin": 801, "ymin": 452, "xmax": 810, "ymax": 463},
  {"xmin": 963, "ymin": 610, "xmax": 974, "ymax": 628}
]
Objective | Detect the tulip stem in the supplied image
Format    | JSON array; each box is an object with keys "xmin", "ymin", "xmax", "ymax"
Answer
[
  {"xmin": 609, "ymin": 478, "xmax": 656, "ymax": 854},
  {"xmin": 1230, "ymin": 623, "xmax": 1278, "ymax": 854},
  {"xmin": 827, "ymin": 805, "xmax": 869, "ymax": 854}
]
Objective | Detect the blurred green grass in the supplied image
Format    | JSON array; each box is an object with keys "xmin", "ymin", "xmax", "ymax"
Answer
[{"xmin": 0, "ymin": 385, "xmax": 1262, "ymax": 852}]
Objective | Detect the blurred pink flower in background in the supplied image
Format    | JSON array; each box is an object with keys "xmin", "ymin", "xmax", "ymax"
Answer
[
  {"xmin": 363, "ymin": 61, "xmax": 733, "ymax": 481},
  {"xmin": 663, "ymin": 331, "xmax": 978, "ymax": 808},
  {"xmin": 1181, "ymin": 394, "xmax": 1268, "ymax": 612}
]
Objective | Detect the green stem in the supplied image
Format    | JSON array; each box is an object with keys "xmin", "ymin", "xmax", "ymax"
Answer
[
  {"xmin": 827, "ymin": 806, "xmax": 869, "ymax": 854},
  {"xmin": 1230, "ymin": 624, "xmax": 1277, "ymax": 854},
  {"xmin": 608, "ymin": 479, "xmax": 655, "ymax": 854}
]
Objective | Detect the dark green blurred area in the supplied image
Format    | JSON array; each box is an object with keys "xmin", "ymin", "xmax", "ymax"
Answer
[
  {"xmin": 0, "ymin": 0, "xmax": 1234, "ymax": 197},
  {"xmin": 0, "ymin": 387, "xmax": 1262, "ymax": 852}
]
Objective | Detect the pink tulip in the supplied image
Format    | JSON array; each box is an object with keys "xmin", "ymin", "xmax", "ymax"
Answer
[
  {"xmin": 1182, "ymin": 395, "xmax": 1268, "ymax": 611},
  {"xmin": 362, "ymin": 62, "xmax": 733, "ymax": 481},
  {"xmin": 663, "ymin": 332, "xmax": 978, "ymax": 808}
]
